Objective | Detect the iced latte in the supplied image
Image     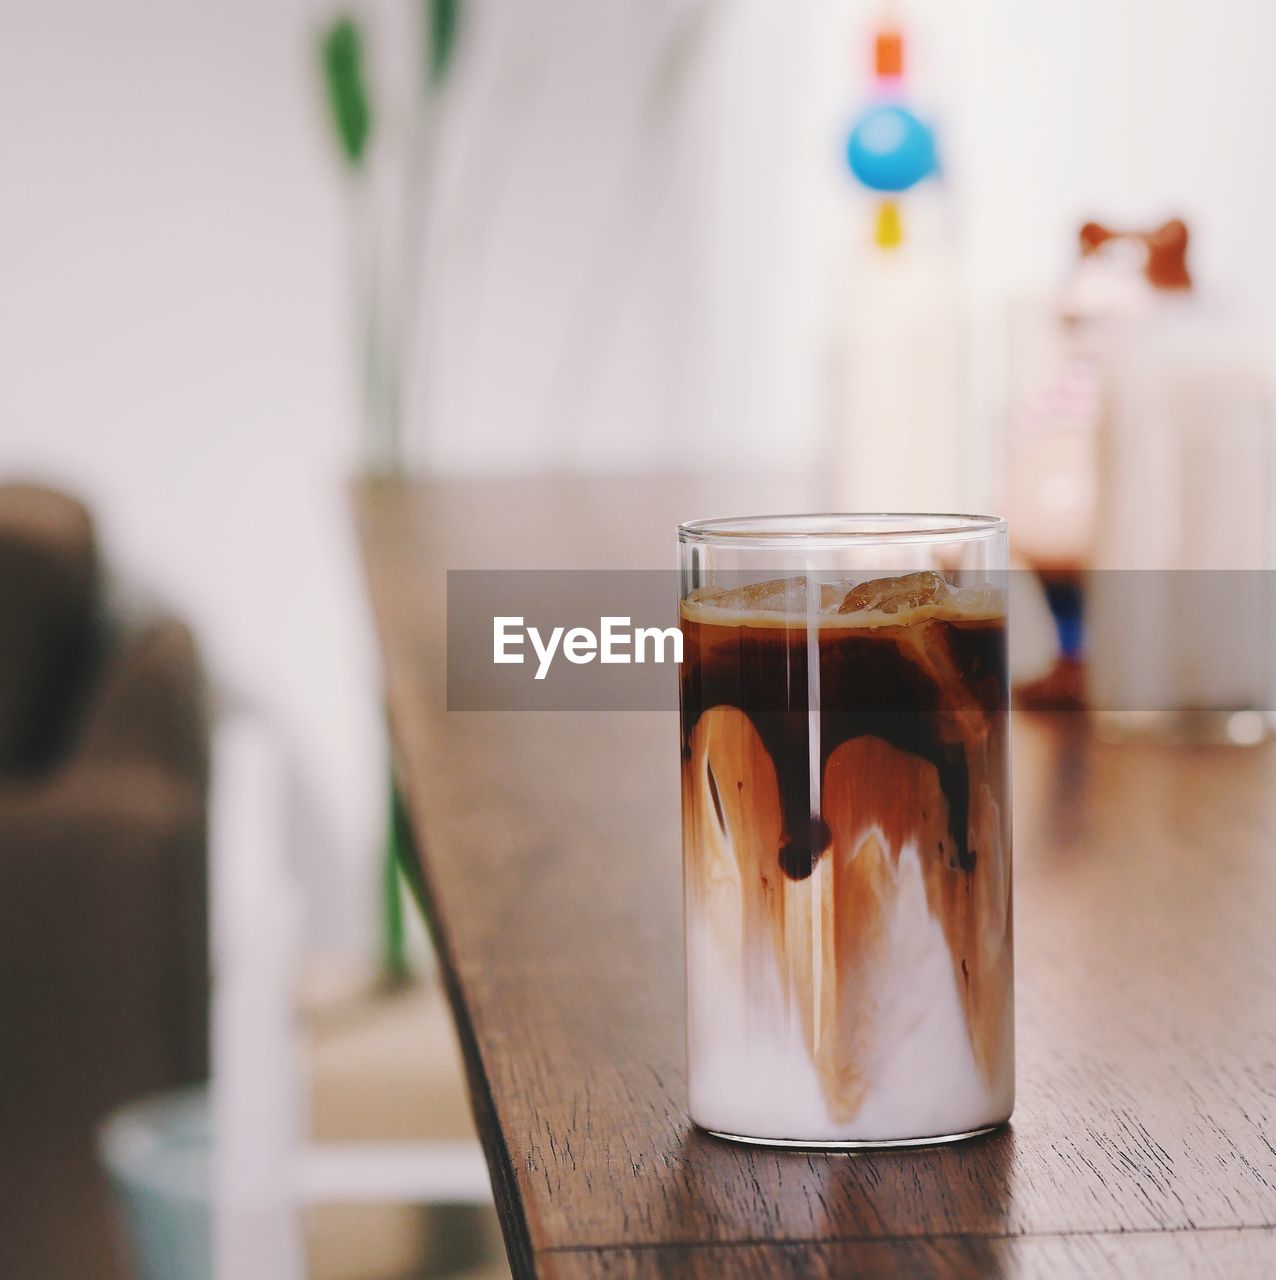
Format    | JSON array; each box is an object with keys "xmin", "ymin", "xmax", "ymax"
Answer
[{"xmin": 678, "ymin": 543, "xmax": 1013, "ymax": 1147}]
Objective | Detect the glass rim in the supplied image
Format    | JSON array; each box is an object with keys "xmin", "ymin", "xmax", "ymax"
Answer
[{"xmin": 677, "ymin": 512, "xmax": 1007, "ymax": 547}]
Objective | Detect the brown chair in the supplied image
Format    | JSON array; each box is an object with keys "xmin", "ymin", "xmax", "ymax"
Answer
[{"xmin": 0, "ymin": 484, "xmax": 210, "ymax": 1280}]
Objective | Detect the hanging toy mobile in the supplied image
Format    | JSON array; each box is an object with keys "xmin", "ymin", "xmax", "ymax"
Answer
[{"xmin": 845, "ymin": 20, "xmax": 938, "ymax": 250}]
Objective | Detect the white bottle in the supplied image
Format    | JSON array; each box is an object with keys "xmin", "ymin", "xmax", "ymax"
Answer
[{"xmin": 834, "ymin": 195, "xmax": 966, "ymax": 515}]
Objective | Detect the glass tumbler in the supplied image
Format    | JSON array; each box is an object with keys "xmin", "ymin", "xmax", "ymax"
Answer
[{"xmin": 677, "ymin": 515, "xmax": 1013, "ymax": 1148}]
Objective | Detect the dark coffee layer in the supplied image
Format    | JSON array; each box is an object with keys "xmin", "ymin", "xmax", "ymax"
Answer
[{"xmin": 679, "ymin": 611, "xmax": 1007, "ymax": 881}]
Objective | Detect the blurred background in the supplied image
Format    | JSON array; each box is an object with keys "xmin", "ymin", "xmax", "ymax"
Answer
[{"xmin": 3, "ymin": 0, "xmax": 1276, "ymax": 1276}]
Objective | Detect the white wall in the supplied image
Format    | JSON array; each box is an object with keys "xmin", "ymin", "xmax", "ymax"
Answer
[
  {"xmin": 397, "ymin": 0, "xmax": 852, "ymax": 473},
  {"xmin": 3, "ymin": 0, "xmax": 1275, "ymax": 951},
  {"xmin": 962, "ymin": 0, "xmax": 1276, "ymax": 307}
]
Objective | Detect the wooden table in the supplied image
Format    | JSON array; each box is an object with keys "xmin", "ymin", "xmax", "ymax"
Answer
[{"xmin": 357, "ymin": 477, "xmax": 1276, "ymax": 1279}]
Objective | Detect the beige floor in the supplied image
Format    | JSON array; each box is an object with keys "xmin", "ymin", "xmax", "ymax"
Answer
[{"xmin": 302, "ymin": 977, "xmax": 510, "ymax": 1280}]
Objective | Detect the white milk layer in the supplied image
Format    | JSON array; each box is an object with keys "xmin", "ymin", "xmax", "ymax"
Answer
[{"xmin": 686, "ymin": 838, "xmax": 1013, "ymax": 1144}]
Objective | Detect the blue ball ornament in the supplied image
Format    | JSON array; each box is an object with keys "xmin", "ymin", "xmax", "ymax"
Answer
[{"xmin": 847, "ymin": 104, "xmax": 937, "ymax": 193}]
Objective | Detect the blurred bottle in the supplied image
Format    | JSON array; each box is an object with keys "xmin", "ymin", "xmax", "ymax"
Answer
[{"xmin": 1007, "ymin": 221, "xmax": 1196, "ymax": 708}]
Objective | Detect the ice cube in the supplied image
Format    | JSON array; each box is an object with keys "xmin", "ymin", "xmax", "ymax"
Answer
[{"xmin": 837, "ymin": 570, "xmax": 950, "ymax": 616}]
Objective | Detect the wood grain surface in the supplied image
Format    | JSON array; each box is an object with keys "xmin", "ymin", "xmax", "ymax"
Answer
[
  {"xmin": 356, "ymin": 476, "xmax": 1276, "ymax": 1279},
  {"xmin": 542, "ymin": 1230, "xmax": 1276, "ymax": 1279}
]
